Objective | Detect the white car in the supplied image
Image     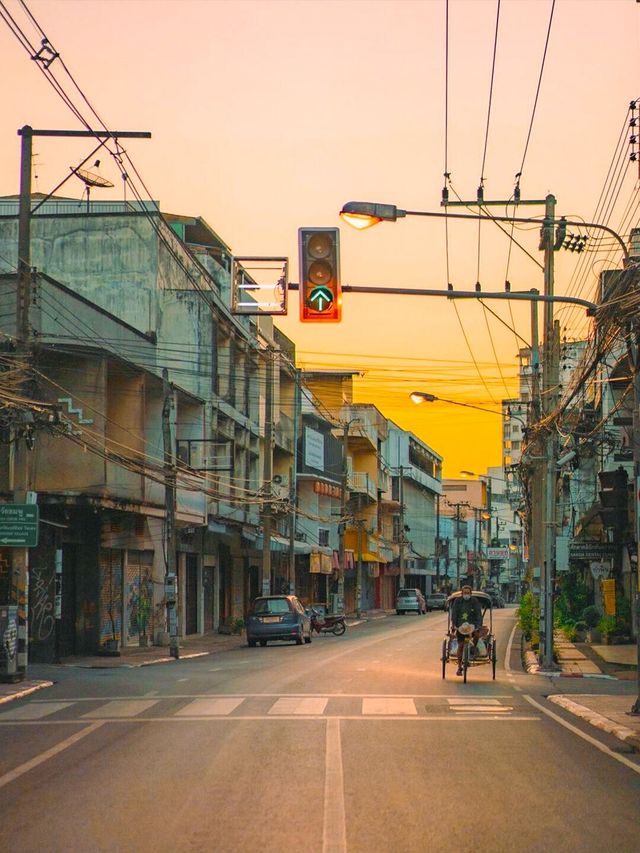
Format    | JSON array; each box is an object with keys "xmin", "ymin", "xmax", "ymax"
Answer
[{"xmin": 395, "ymin": 588, "xmax": 427, "ymax": 615}]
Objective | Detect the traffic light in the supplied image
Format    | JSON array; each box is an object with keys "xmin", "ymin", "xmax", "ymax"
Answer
[{"xmin": 299, "ymin": 227, "xmax": 341, "ymax": 322}]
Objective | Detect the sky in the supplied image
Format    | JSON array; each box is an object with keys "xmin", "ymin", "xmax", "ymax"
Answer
[{"xmin": 0, "ymin": 0, "xmax": 638, "ymax": 476}]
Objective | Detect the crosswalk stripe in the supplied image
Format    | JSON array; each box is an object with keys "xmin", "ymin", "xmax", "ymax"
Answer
[
  {"xmin": 0, "ymin": 702, "xmax": 73, "ymax": 720},
  {"xmin": 175, "ymin": 697, "xmax": 244, "ymax": 716},
  {"xmin": 269, "ymin": 697, "xmax": 328, "ymax": 715},
  {"xmin": 451, "ymin": 706, "xmax": 513, "ymax": 713},
  {"xmin": 447, "ymin": 698, "xmax": 501, "ymax": 705},
  {"xmin": 83, "ymin": 700, "xmax": 159, "ymax": 719},
  {"xmin": 362, "ymin": 698, "xmax": 417, "ymax": 716}
]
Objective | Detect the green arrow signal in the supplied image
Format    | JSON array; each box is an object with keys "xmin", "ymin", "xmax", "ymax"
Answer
[{"xmin": 309, "ymin": 285, "xmax": 334, "ymax": 312}]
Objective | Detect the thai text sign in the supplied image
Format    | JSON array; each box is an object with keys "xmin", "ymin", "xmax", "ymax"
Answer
[
  {"xmin": 0, "ymin": 504, "xmax": 39, "ymax": 547},
  {"xmin": 487, "ymin": 547, "xmax": 510, "ymax": 559}
]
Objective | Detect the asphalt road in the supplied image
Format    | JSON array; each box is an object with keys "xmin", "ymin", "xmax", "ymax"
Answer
[{"xmin": 1, "ymin": 607, "xmax": 639, "ymax": 853}]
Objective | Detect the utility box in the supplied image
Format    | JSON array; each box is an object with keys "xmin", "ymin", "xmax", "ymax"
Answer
[{"xmin": 0, "ymin": 605, "xmax": 19, "ymax": 681}]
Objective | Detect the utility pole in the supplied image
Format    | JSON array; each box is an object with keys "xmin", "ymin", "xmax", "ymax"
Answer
[
  {"xmin": 287, "ymin": 367, "xmax": 300, "ymax": 596},
  {"xmin": 398, "ymin": 465, "xmax": 405, "ymax": 589},
  {"xmin": 446, "ymin": 500, "xmax": 469, "ymax": 589},
  {"xmin": 435, "ymin": 493, "xmax": 441, "ymax": 590},
  {"xmin": 162, "ymin": 368, "xmax": 179, "ymax": 659},
  {"xmin": 12, "ymin": 125, "xmax": 34, "ymax": 680},
  {"xmin": 540, "ymin": 194, "xmax": 560, "ymax": 670},
  {"xmin": 337, "ymin": 419, "xmax": 353, "ymax": 614},
  {"xmin": 355, "ymin": 518, "xmax": 365, "ymax": 618},
  {"xmin": 261, "ymin": 348, "xmax": 274, "ymax": 597}
]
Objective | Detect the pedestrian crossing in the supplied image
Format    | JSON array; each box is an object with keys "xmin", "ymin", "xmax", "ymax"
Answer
[{"xmin": 0, "ymin": 694, "xmax": 534, "ymax": 722}]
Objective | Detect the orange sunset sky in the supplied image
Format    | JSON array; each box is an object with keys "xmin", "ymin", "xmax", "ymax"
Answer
[{"xmin": 1, "ymin": 0, "xmax": 638, "ymax": 475}]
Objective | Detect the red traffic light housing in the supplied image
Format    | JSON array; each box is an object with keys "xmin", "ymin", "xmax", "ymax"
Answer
[{"xmin": 299, "ymin": 227, "xmax": 341, "ymax": 322}]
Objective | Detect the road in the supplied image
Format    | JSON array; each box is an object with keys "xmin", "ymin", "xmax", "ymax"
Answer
[{"xmin": 1, "ymin": 607, "xmax": 639, "ymax": 852}]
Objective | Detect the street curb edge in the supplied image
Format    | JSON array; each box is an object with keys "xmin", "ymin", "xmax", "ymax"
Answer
[{"xmin": 548, "ymin": 694, "xmax": 640, "ymax": 751}]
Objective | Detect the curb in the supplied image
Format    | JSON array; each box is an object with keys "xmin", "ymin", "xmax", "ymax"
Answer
[
  {"xmin": 59, "ymin": 650, "xmax": 213, "ymax": 669},
  {"xmin": 522, "ymin": 645, "xmax": 614, "ymax": 679},
  {"xmin": 0, "ymin": 680, "xmax": 54, "ymax": 705},
  {"xmin": 548, "ymin": 694, "xmax": 640, "ymax": 751}
]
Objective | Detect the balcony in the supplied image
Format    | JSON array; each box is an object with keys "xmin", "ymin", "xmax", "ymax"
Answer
[{"xmin": 347, "ymin": 470, "xmax": 377, "ymax": 502}]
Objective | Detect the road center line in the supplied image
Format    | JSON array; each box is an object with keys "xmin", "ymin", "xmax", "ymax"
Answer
[
  {"xmin": 523, "ymin": 695, "xmax": 640, "ymax": 775},
  {"xmin": 0, "ymin": 721, "xmax": 105, "ymax": 790},
  {"xmin": 322, "ymin": 718, "xmax": 347, "ymax": 853}
]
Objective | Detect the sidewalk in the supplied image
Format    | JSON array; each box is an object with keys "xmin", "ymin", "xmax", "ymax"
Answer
[
  {"xmin": 0, "ymin": 609, "xmax": 389, "ymax": 704},
  {"xmin": 521, "ymin": 628, "xmax": 640, "ymax": 752}
]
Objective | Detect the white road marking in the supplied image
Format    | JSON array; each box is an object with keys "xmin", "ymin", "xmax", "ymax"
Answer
[
  {"xmin": 504, "ymin": 620, "xmax": 517, "ymax": 673},
  {"xmin": 322, "ymin": 718, "xmax": 347, "ymax": 853},
  {"xmin": 83, "ymin": 700, "xmax": 159, "ymax": 719},
  {"xmin": 362, "ymin": 697, "xmax": 417, "ymax": 716},
  {"xmin": 31, "ymin": 692, "xmax": 514, "ymax": 701},
  {"xmin": 0, "ymin": 714, "xmax": 541, "ymax": 724},
  {"xmin": 0, "ymin": 722, "xmax": 105, "ymax": 789},
  {"xmin": 450, "ymin": 706, "xmax": 513, "ymax": 713},
  {"xmin": 269, "ymin": 697, "xmax": 328, "ymax": 715},
  {"xmin": 176, "ymin": 697, "xmax": 244, "ymax": 716},
  {"xmin": 523, "ymin": 694, "xmax": 640, "ymax": 775},
  {"xmin": 0, "ymin": 702, "xmax": 73, "ymax": 720},
  {"xmin": 447, "ymin": 698, "xmax": 501, "ymax": 705}
]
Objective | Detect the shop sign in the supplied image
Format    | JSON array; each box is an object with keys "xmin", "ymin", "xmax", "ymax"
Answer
[
  {"xmin": 313, "ymin": 481, "xmax": 342, "ymax": 499},
  {"xmin": 487, "ymin": 547, "xmax": 509, "ymax": 560},
  {"xmin": 304, "ymin": 427, "xmax": 324, "ymax": 471},
  {"xmin": 569, "ymin": 541, "xmax": 616, "ymax": 561}
]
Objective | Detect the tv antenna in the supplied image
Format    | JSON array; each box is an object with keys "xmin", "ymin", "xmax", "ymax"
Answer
[{"xmin": 72, "ymin": 159, "xmax": 114, "ymax": 212}]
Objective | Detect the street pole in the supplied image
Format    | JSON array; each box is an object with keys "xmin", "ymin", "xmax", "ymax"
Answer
[
  {"xmin": 399, "ymin": 465, "xmax": 405, "ymax": 589},
  {"xmin": 162, "ymin": 368, "xmax": 179, "ymax": 659},
  {"xmin": 435, "ymin": 493, "xmax": 441, "ymax": 590},
  {"xmin": 447, "ymin": 500, "xmax": 469, "ymax": 589},
  {"xmin": 337, "ymin": 420, "xmax": 351, "ymax": 614},
  {"xmin": 11, "ymin": 125, "xmax": 35, "ymax": 680},
  {"xmin": 540, "ymin": 193, "xmax": 559, "ymax": 670},
  {"xmin": 630, "ymin": 333, "xmax": 640, "ymax": 714},
  {"xmin": 356, "ymin": 518, "xmax": 364, "ymax": 618},
  {"xmin": 261, "ymin": 348, "xmax": 274, "ymax": 597},
  {"xmin": 287, "ymin": 367, "xmax": 300, "ymax": 596}
]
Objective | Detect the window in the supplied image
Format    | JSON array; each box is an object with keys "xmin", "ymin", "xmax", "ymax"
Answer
[{"xmin": 318, "ymin": 528, "xmax": 329, "ymax": 547}]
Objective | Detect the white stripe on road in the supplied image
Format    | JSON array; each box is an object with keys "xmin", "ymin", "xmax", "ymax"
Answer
[
  {"xmin": 523, "ymin": 694, "xmax": 640, "ymax": 775},
  {"xmin": 322, "ymin": 718, "xmax": 346, "ymax": 853},
  {"xmin": 0, "ymin": 702, "xmax": 73, "ymax": 720},
  {"xmin": 362, "ymin": 697, "xmax": 417, "ymax": 716},
  {"xmin": 83, "ymin": 700, "xmax": 159, "ymax": 718},
  {"xmin": 175, "ymin": 698, "xmax": 244, "ymax": 716},
  {"xmin": 447, "ymin": 698, "xmax": 502, "ymax": 705},
  {"xmin": 0, "ymin": 714, "xmax": 542, "ymax": 724},
  {"xmin": 269, "ymin": 697, "xmax": 328, "ymax": 715},
  {"xmin": 505, "ymin": 620, "xmax": 517, "ymax": 674},
  {"xmin": 0, "ymin": 722, "xmax": 105, "ymax": 790},
  {"xmin": 450, "ymin": 706, "xmax": 513, "ymax": 713}
]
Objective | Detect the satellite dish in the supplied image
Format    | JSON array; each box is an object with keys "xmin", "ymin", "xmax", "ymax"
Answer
[
  {"xmin": 75, "ymin": 168, "xmax": 114, "ymax": 189},
  {"xmin": 71, "ymin": 159, "xmax": 114, "ymax": 212}
]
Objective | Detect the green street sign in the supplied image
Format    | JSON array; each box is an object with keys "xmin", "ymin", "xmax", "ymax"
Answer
[{"xmin": 0, "ymin": 504, "xmax": 39, "ymax": 547}]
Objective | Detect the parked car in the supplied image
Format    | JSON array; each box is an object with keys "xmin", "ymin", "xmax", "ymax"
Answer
[
  {"xmin": 246, "ymin": 595, "xmax": 312, "ymax": 647},
  {"xmin": 425, "ymin": 592, "xmax": 447, "ymax": 612},
  {"xmin": 395, "ymin": 588, "xmax": 427, "ymax": 615}
]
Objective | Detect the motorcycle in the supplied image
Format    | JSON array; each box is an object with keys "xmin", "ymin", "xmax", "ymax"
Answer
[{"xmin": 310, "ymin": 608, "xmax": 347, "ymax": 636}]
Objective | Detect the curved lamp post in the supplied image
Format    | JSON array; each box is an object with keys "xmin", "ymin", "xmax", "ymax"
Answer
[{"xmin": 410, "ymin": 390, "xmax": 527, "ymax": 428}]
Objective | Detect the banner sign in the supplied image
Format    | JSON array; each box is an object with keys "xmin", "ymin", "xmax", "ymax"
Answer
[
  {"xmin": 487, "ymin": 547, "xmax": 509, "ymax": 559},
  {"xmin": 569, "ymin": 541, "xmax": 616, "ymax": 561}
]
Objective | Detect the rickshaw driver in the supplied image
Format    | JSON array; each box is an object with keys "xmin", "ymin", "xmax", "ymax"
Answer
[{"xmin": 450, "ymin": 584, "xmax": 483, "ymax": 676}]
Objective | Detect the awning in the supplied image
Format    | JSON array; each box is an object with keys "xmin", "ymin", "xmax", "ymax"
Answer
[{"xmin": 254, "ymin": 534, "xmax": 312, "ymax": 554}]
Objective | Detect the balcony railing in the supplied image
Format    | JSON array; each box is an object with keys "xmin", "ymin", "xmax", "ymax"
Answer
[{"xmin": 347, "ymin": 470, "xmax": 377, "ymax": 501}]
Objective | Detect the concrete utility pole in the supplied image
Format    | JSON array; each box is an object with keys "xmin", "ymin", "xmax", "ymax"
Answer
[
  {"xmin": 261, "ymin": 348, "xmax": 274, "ymax": 597},
  {"xmin": 355, "ymin": 517, "xmax": 365, "ymax": 617},
  {"xmin": 398, "ymin": 465, "xmax": 405, "ymax": 589},
  {"xmin": 337, "ymin": 420, "xmax": 351, "ymax": 613},
  {"xmin": 11, "ymin": 125, "xmax": 151, "ymax": 676},
  {"xmin": 540, "ymin": 194, "xmax": 560, "ymax": 670},
  {"xmin": 447, "ymin": 500, "xmax": 469, "ymax": 589},
  {"xmin": 287, "ymin": 367, "xmax": 301, "ymax": 596},
  {"xmin": 162, "ymin": 368, "xmax": 179, "ymax": 659}
]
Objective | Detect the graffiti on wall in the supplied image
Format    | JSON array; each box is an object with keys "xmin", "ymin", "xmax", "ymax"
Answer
[{"xmin": 31, "ymin": 563, "xmax": 55, "ymax": 642}]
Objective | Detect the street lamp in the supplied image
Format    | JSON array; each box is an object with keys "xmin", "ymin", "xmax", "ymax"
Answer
[{"xmin": 410, "ymin": 390, "xmax": 527, "ymax": 427}]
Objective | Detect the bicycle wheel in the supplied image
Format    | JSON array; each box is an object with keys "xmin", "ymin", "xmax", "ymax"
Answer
[
  {"xmin": 441, "ymin": 638, "xmax": 448, "ymax": 679},
  {"xmin": 462, "ymin": 640, "xmax": 471, "ymax": 684},
  {"xmin": 491, "ymin": 637, "xmax": 497, "ymax": 680}
]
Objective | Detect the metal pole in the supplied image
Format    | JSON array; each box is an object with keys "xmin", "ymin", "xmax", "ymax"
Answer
[
  {"xmin": 456, "ymin": 504, "xmax": 461, "ymax": 588},
  {"xmin": 338, "ymin": 421, "xmax": 351, "ymax": 614},
  {"xmin": 288, "ymin": 367, "xmax": 300, "ymax": 596},
  {"xmin": 630, "ymin": 335, "xmax": 640, "ymax": 714},
  {"xmin": 261, "ymin": 349, "xmax": 274, "ymax": 597},
  {"xmin": 162, "ymin": 368, "xmax": 179, "ymax": 659},
  {"xmin": 435, "ymin": 493, "xmax": 441, "ymax": 590}
]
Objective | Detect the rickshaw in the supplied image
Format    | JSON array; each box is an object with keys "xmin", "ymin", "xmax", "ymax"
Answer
[{"xmin": 441, "ymin": 590, "xmax": 497, "ymax": 683}]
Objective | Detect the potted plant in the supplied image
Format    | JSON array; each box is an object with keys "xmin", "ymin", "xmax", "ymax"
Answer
[
  {"xmin": 581, "ymin": 605, "xmax": 602, "ymax": 643},
  {"xmin": 597, "ymin": 615, "xmax": 617, "ymax": 644},
  {"xmin": 573, "ymin": 620, "xmax": 588, "ymax": 642}
]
